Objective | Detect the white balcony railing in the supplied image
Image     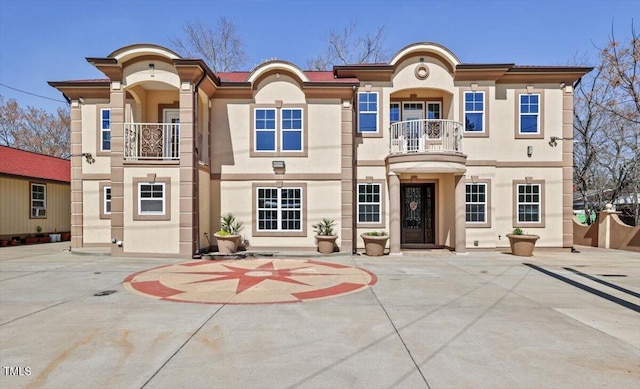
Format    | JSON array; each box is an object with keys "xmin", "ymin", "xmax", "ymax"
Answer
[
  {"xmin": 124, "ymin": 123, "xmax": 179, "ymax": 161},
  {"xmin": 390, "ymin": 119, "xmax": 464, "ymax": 155}
]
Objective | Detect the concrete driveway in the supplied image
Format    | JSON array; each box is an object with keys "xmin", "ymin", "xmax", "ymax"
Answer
[{"xmin": 1, "ymin": 243, "xmax": 638, "ymax": 388}]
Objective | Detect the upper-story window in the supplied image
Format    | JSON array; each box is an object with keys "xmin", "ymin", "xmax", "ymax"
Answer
[
  {"xmin": 358, "ymin": 92, "xmax": 378, "ymax": 132},
  {"xmin": 100, "ymin": 109, "xmax": 111, "ymax": 151},
  {"xmin": 464, "ymin": 92, "xmax": 484, "ymax": 132},
  {"xmin": 281, "ymin": 108, "xmax": 303, "ymax": 151},
  {"xmin": 390, "ymin": 103, "xmax": 400, "ymax": 124},
  {"xmin": 519, "ymin": 94, "xmax": 540, "ymax": 134},
  {"xmin": 255, "ymin": 108, "xmax": 277, "ymax": 151},
  {"xmin": 253, "ymin": 107, "xmax": 304, "ymax": 154}
]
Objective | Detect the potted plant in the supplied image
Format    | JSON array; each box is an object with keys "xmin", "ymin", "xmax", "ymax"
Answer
[
  {"xmin": 506, "ymin": 228, "xmax": 540, "ymax": 257},
  {"xmin": 10, "ymin": 237, "xmax": 19, "ymax": 246},
  {"xmin": 49, "ymin": 229, "xmax": 61, "ymax": 243},
  {"xmin": 0, "ymin": 239, "xmax": 7, "ymax": 247},
  {"xmin": 25, "ymin": 229, "xmax": 38, "ymax": 244},
  {"xmin": 214, "ymin": 213, "xmax": 244, "ymax": 254},
  {"xmin": 313, "ymin": 218, "xmax": 338, "ymax": 254},
  {"xmin": 61, "ymin": 231, "xmax": 71, "ymax": 241},
  {"xmin": 35, "ymin": 226, "xmax": 50, "ymax": 243},
  {"xmin": 361, "ymin": 231, "xmax": 389, "ymax": 256}
]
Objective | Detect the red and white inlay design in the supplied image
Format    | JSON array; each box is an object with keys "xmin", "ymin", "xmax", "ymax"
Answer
[{"xmin": 123, "ymin": 259, "xmax": 377, "ymax": 304}]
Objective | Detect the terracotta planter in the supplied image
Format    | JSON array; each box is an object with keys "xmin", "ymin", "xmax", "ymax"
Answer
[
  {"xmin": 39, "ymin": 237, "xmax": 51, "ymax": 243},
  {"xmin": 316, "ymin": 235, "xmax": 338, "ymax": 254},
  {"xmin": 61, "ymin": 232, "xmax": 71, "ymax": 241},
  {"xmin": 10, "ymin": 240, "xmax": 18, "ymax": 246},
  {"xmin": 25, "ymin": 237, "xmax": 38, "ymax": 244},
  {"xmin": 507, "ymin": 234, "xmax": 540, "ymax": 257},
  {"xmin": 361, "ymin": 234, "xmax": 389, "ymax": 256},
  {"xmin": 0, "ymin": 240, "xmax": 7, "ymax": 247},
  {"xmin": 215, "ymin": 234, "xmax": 241, "ymax": 254}
]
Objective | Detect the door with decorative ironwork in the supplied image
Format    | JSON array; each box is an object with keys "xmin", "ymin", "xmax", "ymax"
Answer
[{"xmin": 401, "ymin": 184, "xmax": 435, "ymax": 244}]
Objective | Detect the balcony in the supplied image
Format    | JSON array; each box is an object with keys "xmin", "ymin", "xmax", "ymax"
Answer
[
  {"xmin": 124, "ymin": 123, "xmax": 179, "ymax": 161},
  {"xmin": 390, "ymin": 119, "xmax": 464, "ymax": 155}
]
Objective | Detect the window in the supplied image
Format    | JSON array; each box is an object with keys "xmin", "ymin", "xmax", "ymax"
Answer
[
  {"xmin": 138, "ymin": 183, "xmax": 165, "ymax": 215},
  {"xmin": 100, "ymin": 109, "xmax": 111, "ymax": 151},
  {"xmin": 255, "ymin": 108, "xmax": 276, "ymax": 151},
  {"xmin": 516, "ymin": 184, "xmax": 541, "ymax": 223},
  {"xmin": 31, "ymin": 183, "xmax": 46, "ymax": 218},
  {"xmin": 358, "ymin": 184, "xmax": 381, "ymax": 223},
  {"xmin": 104, "ymin": 186, "xmax": 111, "ymax": 214},
  {"xmin": 519, "ymin": 94, "xmax": 540, "ymax": 133},
  {"xmin": 464, "ymin": 92, "xmax": 484, "ymax": 132},
  {"xmin": 466, "ymin": 183, "xmax": 487, "ymax": 223},
  {"xmin": 427, "ymin": 102, "xmax": 441, "ymax": 119},
  {"xmin": 390, "ymin": 103, "xmax": 400, "ymax": 123},
  {"xmin": 358, "ymin": 92, "xmax": 378, "ymax": 132},
  {"xmin": 281, "ymin": 108, "xmax": 303, "ymax": 151},
  {"xmin": 256, "ymin": 187, "xmax": 302, "ymax": 232}
]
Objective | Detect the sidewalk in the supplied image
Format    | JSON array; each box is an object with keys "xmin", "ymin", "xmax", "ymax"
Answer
[{"xmin": 1, "ymin": 244, "xmax": 638, "ymax": 388}]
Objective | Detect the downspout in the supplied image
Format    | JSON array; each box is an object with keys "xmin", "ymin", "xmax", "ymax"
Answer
[
  {"xmin": 192, "ymin": 71, "xmax": 207, "ymax": 258},
  {"xmin": 352, "ymin": 86, "xmax": 358, "ymax": 255}
]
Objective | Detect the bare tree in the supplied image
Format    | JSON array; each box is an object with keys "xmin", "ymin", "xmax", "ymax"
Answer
[
  {"xmin": 574, "ymin": 22, "xmax": 640, "ymax": 226},
  {"xmin": 0, "ymin": 95, "xmax": 70, "ymax": 158},
  {"xmin": 307, "ymin": 20, "xmax": 389, "ymax": 70},
  {"xmin": 171, "ymin": 17, "xmax": 246, "ymax": 72}
]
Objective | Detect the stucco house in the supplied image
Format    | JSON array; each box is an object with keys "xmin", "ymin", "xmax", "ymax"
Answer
[
  {"xmin": 48, "ymin": 42, "xmax": 591, "ymax": 258},
  {"xmin": 0, "ymin": 146, "xmax": 71, "ymax": 243}
]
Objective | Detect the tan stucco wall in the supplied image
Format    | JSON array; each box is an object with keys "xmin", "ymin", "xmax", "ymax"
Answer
[
  {"xmin": 0, "ymin": 176, "xmax": 70, "ymax": 237},
  {"xmin": 123, "ymin": 167, "xmax": 180, "ymax": 254},
  {"xmin": 82, "ymin": 180, "xmax": 111, "ymax": 244}
]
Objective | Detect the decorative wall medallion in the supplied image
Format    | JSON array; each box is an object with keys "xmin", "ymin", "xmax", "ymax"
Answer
[
  {"xmin": 415, "ymin": 64, "xmax": 430, "ymax": 80},
  {"xmin": 410, "ymin": 201, "xmax": 418, "ymax": 211}
]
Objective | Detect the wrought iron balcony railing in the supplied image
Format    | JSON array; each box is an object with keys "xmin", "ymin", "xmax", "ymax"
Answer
[{"xmin": 390, "ymin": 119, "xmax": 464, "ymax": 155}]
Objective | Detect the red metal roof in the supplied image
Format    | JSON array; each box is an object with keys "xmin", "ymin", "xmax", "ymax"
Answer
[{"xmin": 0, "ymin": 146, "xmax": 70, "ymax": 183}]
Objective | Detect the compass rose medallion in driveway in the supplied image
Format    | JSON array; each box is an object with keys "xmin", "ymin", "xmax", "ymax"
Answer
[{"xmin": 123, "ymin": 259, "xmax": 377, "ymax": 304}]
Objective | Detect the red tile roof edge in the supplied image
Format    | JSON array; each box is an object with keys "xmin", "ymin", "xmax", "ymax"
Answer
[{"xmin": 0, "ymin": 146, "xmax": 71, "ymax": 183}]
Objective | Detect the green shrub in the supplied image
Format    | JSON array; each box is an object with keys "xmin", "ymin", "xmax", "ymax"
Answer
[
  {"xmin": 220, "ymin": 213, "xmax": 243, "ymax": 235},
  {"xmin": 512, "ymin": 228, "xmax": 524, "ymax": 235},
  {"xmin": 363, "ymin": 231, "xmax": 387, "ymax": 236},
  {"xmin": 312, "ymin": 218, "xmax": 336, "ymax": 236}
]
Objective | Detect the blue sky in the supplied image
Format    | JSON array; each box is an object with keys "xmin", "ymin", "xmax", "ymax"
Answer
[{"xmin": 0, "ymin": 0, "xmax": 638, "ymax": 113}]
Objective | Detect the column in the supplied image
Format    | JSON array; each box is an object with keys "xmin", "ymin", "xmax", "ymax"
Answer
[
  {"xmin": 109, "ymin": 84, "xmax": 125, "ymax": 256},
  {"xmin": 454, "ymin": 174, "xmax": 467, "ymax": 254},
  {"xmin": 388, "ymin": 171, "xmax": 401, "ymax": 255},
  {"xmin": 69, "ymin": 100, "xmax": 83, "ymax": 249}
]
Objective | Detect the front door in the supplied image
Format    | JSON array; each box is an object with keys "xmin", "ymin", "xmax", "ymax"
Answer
[{"xmin": 401, "ymin": 183, "xmax": 435, "ymax": 245}]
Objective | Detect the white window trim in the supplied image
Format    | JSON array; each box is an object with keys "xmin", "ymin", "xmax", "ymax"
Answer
[
  {"xmin": 518, "ymin": 93, "xmax": 540, "ymax": 134},
  {"xmin": 426, "ymin": 101, "xmax": 442, "ymax": 119},
  {"xmin": 357, "ymin": 183, "xmax": 382, "ymax": 224},
  {"xmin": 256, "ymin": 187, "xmax": 303, "ymax": 232},
  {"xmin": 280, "ymin": 108, "xmax": 304, "ymax": 152},
  {"xmin": 138, "ymin": 182, "xmax": 166, "ymax": 216},
  {"xmin": 254, "ymin": 108, "xmax": 277, "ymax": 152},
  {"xmin": 465, "ymin": 183, "xmax": 487, "ymax": 224},
  {"xmin": 358, "ymin": 92, "xmax": 379, "ymax": 133},
  {"xmin": 464, "ymin": 91, "xmax": 485, "ymax": 133},
  {"xmin": 100, "ymin": 108, "xmax": 111, "ymax": 152},
  {"xmin": 104, "ymin": 186, "xmax": 112, "ymax": 215},
  {"xmin": 516, "ymin": 183, "xmax": 541, "ymax": 223},
  {"xmin": 30, "ymin": 183, "xmax": 46, "ymax": 218}
]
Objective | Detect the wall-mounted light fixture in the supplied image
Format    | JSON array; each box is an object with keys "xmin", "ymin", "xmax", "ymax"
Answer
[
  {"xmin": 149, "ymin": 63, "xmax": 155, "ymax": 77},
  {"xmin": 527, "ymin": 145, "xmax": 533, "ymax": 157},
  {"xmin": 548, "ymin": 136, "xmax": 574, "ymax": 147},
  {"xmin": 272, "ymin": 160, "xmax": 285, "ymax": 174},
  {"xmin": 71, "ymin": 152, "xmax": 95, "ymax": 164}
]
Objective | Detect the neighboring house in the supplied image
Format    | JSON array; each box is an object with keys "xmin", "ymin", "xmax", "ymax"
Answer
[
  {"xmin": 48, "ymin": 43, "xmax": 591, "ymax": 258},
  {"xmin": 0, "ymin": 146, "xmax": 71, "ymax": 240}
]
